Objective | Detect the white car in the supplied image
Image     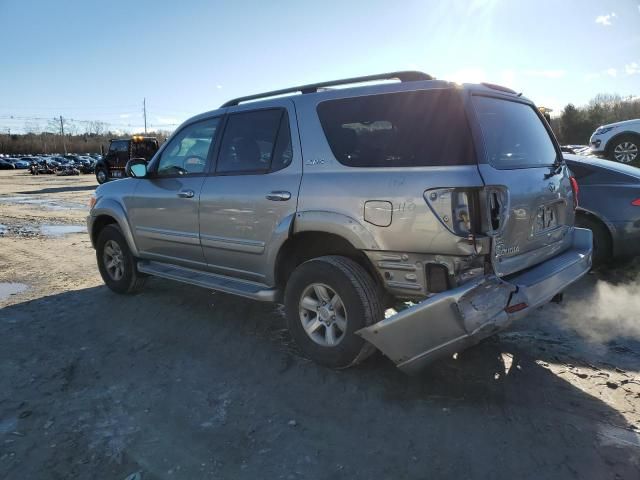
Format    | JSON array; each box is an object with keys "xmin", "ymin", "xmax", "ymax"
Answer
[{"xmin": 589, "ymin": 118, "xmax": 640, "ymax": 164}]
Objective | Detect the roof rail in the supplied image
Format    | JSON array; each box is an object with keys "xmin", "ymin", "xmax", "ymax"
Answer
[{"xmin": 221, "ymin": 71, "xmax": 433, "ymax": 107}]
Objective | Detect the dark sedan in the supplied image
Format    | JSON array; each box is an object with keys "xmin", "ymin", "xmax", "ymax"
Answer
[{"xmin": 565, "ymin": 154, "xmax": 640, "ymax": 264}]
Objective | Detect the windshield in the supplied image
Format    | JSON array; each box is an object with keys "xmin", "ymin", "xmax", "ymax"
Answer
[{"xmin": 472, "ymin": 96, "xmax": 558, "ymax": 169}]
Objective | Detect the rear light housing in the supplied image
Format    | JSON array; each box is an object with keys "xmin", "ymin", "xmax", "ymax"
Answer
[
  {"xmin": 632, "ymin": 198, "xmax": 640, "ymax": 206},
  {"xmin": 424, "ymin": 187, "xmax": 482, "ymax": 237},
  {"xmin": 424, "ymin": 186, "xmax": 509, "ymax": 237},
  {"xmin": 569, "ymin": 176, "xmax": 579, "ymax": 209}
]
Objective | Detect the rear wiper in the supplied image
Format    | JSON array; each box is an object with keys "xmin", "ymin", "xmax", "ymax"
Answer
[{"xmin": 544, "ymin": 157, "xmax": 563, "ymax": 179}]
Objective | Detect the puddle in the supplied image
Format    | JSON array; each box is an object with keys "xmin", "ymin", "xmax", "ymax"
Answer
[
  {"xmin": 0, "ymin": 195, "xmax": 85, "ymax": 211},
  {"xmin": 40, "ymin": 224, "xmax": 86, "ymax": 236},
  {"xmin": 0, "ymin": 282, "xmax": 28, "ymax": 301},
  {"xmin": 0, "ymin": 224, "xmax": 6, "ymax": 235}
]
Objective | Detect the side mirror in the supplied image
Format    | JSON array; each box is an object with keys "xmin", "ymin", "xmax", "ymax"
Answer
[{"xmin": 126, "ymin": 158, "xmax": 148, "ymax": 178}]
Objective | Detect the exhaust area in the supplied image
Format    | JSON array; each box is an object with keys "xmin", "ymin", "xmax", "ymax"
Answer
[{"xmin": 558, "ymin": 263, "xmax": 640, "ymax": 343}]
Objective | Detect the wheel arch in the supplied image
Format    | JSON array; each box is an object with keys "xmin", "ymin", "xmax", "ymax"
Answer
[
  {"xmin": 89, "ymin": 200, "xmax": 140, "ymax": 256},
  {"xmin": 273, "ymin": 225, "xmax": 382, "ymax": 292},
  {"xmin": 575, "ymin": 208, "xmax": 614, "ymax": 257},
  {"xmin": 604, "ymin": 131, "xmax": 640, "ymax": 154}
]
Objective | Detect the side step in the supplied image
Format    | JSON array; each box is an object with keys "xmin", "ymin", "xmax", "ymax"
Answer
[{"xmin": 137, "ymin": 260, "xmax": 279, "ymax": 302}]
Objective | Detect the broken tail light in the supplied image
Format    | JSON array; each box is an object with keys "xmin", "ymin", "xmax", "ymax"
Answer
[
  {"xmin": 483, "ymin": 186, "xmax": 509, "ymax": 235},
  {"xmin": 424, "ymin": 188, "xmax": 481, "ymax": 237}
]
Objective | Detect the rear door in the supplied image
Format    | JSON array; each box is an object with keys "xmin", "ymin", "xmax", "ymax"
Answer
[
  {"xmin": 198, "ymin": 101, "xmax": 301, "ymax": 283},
  {"xmin": 468, "ymin": 93, "xmax": 575, "ymax": 276}
]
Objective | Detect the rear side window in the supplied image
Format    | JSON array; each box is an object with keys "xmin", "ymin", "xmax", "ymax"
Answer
[
  {"xmin": 472, "ymin": 96, "xmax": 558, "ymax": 169},
  {"xmin": 317, "ymin": 89, "xmax": 475, "ymax": 167},
  {"xmin": 217, "ymin": 109, "xmax": 292, "ymax": 174}
]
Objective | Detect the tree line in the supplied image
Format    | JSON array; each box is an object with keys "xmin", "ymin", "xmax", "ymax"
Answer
[
  {"xmin": 551, "ymin": 93, "xmax": 640, "ymax": 145},
  {"xmin": 0, "ymin": 130, "xmax": 169, "ymax": 155}
]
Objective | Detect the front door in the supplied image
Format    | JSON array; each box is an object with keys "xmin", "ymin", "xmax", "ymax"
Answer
[
  {"xmin": 128, "ymin": 117, "xmax": 221, "ymax": 267},
  {"xmin": 199, "ymin": 103, "xmax": 302, "ymax": 283}
]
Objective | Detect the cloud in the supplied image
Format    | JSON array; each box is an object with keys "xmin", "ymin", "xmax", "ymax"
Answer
[
  {"xmin": 216, "ymin": 85, "xmax": 223, "ymax": 89},
  {"xmin": 119, "ymin": 113, "xmax": 131, "ymax": 119},
  {"xmin": 523, "ymin": 69, "xmax": 566, "ymax": 79},
  {"xmin": 595, "ymin": 12, "xmax": 616, "ymax": 26},
  {"xmin": 625, "ymin": 62, "xmax": 640, "ymax": 75},
  {"xmin": 605, "ymin": 68, "xmax": 617, "ymax": 77}
]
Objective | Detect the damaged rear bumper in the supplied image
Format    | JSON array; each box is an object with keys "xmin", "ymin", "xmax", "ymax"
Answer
[{"xmin": 357, "ymin": 227, "xmax": 593, "ymax": 374}]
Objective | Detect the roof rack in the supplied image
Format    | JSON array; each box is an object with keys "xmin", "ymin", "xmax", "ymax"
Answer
[{"xmin": 221, "ymin": 71, "xmax": 433, "ymax": 107}]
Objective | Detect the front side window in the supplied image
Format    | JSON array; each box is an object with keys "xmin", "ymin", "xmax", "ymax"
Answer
[
  {"xmin": 217, "ymin": 109, "xmax": 291, "ymax": 174},
  {"xmin": 471, "ymin": 96, "xmax": 558, "ymax": 169},
  {"xmin": 317, "ymin": 89, "xmax": 475, "ymax": 168},
  {"xmin": 156, "ymin": 118, "xmax": 220, "ymax": 176}
]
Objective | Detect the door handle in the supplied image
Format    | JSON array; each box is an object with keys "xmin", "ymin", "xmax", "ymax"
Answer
[
  {"xmin": 177, "ymin": 189, "xmax": 195, "ymax": 198},
  {"xmin": 266, "ymin": 191, "xmax": 291, "ymax": 201}
]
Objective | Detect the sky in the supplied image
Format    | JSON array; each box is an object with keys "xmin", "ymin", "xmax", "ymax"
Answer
[{"xmin": 1, "ymin": 0, "xmax": 639, "ymax": 134}]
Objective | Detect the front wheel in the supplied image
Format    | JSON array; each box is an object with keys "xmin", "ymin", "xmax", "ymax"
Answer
[
  {"xmin": 608, "ymin": 135, "xmax": 639, "ymax": 165},
  {"xmin": 96, "ymin": 168, "xmax": 108, "ymax": 184},
  {"xmin": 96, "ymin": 225, "xmax": 145, "ymax": 294},
  {"xmin": 284, "ymin": 255, "xmax": 383, "ymax": 368}
]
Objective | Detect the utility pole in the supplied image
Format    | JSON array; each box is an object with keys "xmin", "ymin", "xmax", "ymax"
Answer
[
  {"xmin": 143, "ymin": 98, "xmax": 147, "ymax": 134},
  {"xmin": 60, "ymin": 115, "xmax": 67, "ymax": 154}
]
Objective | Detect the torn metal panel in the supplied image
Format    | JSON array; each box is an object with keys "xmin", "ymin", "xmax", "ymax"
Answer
[{"xmin": 358, "ymin": 227, "xmax": 593, "ymax": 374}]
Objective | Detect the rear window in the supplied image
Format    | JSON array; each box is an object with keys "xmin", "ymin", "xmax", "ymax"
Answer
[
  {"xmin": 472, "ymin": 96, "xmax": 558, "ymax": 169},
  {"xmin": 317, "ymin": 89, "xmax": 475, "ymax": 168}
]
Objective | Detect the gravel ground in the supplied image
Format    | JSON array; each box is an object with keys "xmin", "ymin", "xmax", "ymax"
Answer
[{"xmin": 1, "ymin": 169, "xmax": 639, "ymax": 479}]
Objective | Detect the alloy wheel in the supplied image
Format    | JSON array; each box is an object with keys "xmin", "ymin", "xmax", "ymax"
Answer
[
  {"xmin": 614, "ymin": 142, "xmax": 638, "ymax": 163},
  {"xmin": 298, "ymin": 283, "xmax": 347, "ymax": 346},
  {"xmin": 103, "ymin": 239, "xmax": 124, "ymax": 281}
]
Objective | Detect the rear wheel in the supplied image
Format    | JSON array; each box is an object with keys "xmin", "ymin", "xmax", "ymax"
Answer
[
  {"xmin": 96, "ymin": 225, "xmax": 145, "ymax": 294},
  {"xmin": 608, "ymin": 135, "xmax": 639, "ymax": 165},
  {"xmin": 96, "ymin": 168, "xmax": 108, "ymax": 184},
  {"xmin": 284, "ymin": 255, "xmax": 383, "ymax": 368},
  {"xmin": 575, "ymin": 214, "xmax": 611, "ymax": 267}
]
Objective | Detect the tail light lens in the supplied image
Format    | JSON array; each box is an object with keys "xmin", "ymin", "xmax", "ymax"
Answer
[
  {"xmin": 570, "ymin": 176, "xmax": 579, "ymax": 209},
  {"xmin": 632, "ymin": 198, "xmax": 640, "ymax": 206}
]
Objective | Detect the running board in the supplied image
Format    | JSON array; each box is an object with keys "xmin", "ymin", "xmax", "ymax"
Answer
[{"xmin": 137, "ymin": 260, "xmax": 279, "ymax": 302}]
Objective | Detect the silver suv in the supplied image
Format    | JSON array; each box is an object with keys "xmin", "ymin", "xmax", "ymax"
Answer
[{"xmin": 88, "ymin": 71, "xmax": 592, "ymax": 373}]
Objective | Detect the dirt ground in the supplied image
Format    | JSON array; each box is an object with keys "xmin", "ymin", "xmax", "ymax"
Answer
[{"xmin": 1, "ymin": 169, "xmax": 639, "ymax": 479}]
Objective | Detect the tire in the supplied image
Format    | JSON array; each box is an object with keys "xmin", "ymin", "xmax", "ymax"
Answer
[
  {"xmin": 96, "ymin": 168, "xmax": 108, "ymax": 184},
  {"xmin": 607, "ymin": 134, "xmax": 640, "ymax": 165},
  {"xmin": 96, "ymin": 224, "xmax": 146, "ymax": 294},
  {"xmin": 575, "ymin": 214, "xmax": 611, "ymax": 267},
  {"xmin": 284, "ymin": 255, "xmax": 383, "ymax": 368}
]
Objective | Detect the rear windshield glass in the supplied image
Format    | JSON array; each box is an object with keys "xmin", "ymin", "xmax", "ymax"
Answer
[
  {"xmin": 472, "ymin": 96, "xmax": 558, "ymax": 169},
  {"xmin": 317, "ymin": 89, "xmax": 475, "ymax": 167}
]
